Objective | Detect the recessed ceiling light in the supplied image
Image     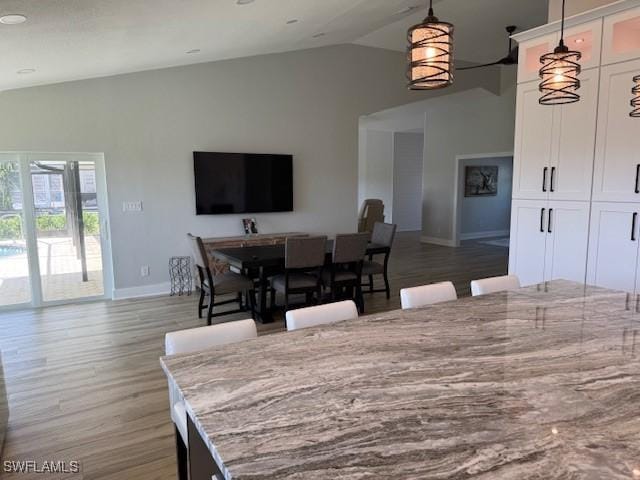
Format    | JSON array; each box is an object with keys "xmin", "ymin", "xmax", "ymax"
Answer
[
  {"xmin": 574, "ymin": 38, "xmax": 585, "ymax": 44},
  {"xmin": 0, "ymin": 14, "xmax": 27, "ymax": 25},
  {"xmin": 286, "ymin": 19, "xmax": 298, "ymax": 25},
  {"xmin": 186, "ymin": 49, "xmax": 201, "ymax": 54},
  {"xmin": 236, "ymin": 0, "xmax": 255, "ymax": 5},
  {"xmin": 312, "ymin": 32, "xmax": 325, "ymax": 38},
  {"xmin": 17, "ymin": 68, "xmax": 35, "ymax": 74}
]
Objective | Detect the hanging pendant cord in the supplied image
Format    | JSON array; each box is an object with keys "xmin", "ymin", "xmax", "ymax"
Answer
[
  {"xmin": 559, "ymin": 0, "xmax": 566, "ymax": 46},
  {"xmin": 428, "ymin": 0, "xmax": 434, "ymax": 17}
]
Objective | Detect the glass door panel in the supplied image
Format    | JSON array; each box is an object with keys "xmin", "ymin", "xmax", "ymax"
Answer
[
  {"xmin": 0, "ymin": 157, "xmax": 31, "ymax": 306},
  {"xmin": 30, "ymin": 159, "xmax": 104, "ymax": 302}
]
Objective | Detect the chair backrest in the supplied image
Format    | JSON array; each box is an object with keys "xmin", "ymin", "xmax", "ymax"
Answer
[
  {"xmin": 286, "ymin": 300, "xmax": 358, "ymax": 331},
  {"xmin": 187, "ymin": 233, "xmax": 208, "ymax": 269},
  {"xmin": 285, "ymin": 236, "xmax": 327, "ymax": 269},
  {"xmin": 165, "ymin": 319, "xmax": 258, "ymax": 355},
  {"xmin": 358, "ymin": 199, "xmax": 385, "ymax": 233},
  {"xmin": 400, "ymin": 281, "xmax": 457, "ymax": 309},
  {"xmin": 332, "ymin": 233, "xmax": 369, "ymax": 264},
  {"xmin": 470, "ymin": 274, "xmax": 521, "ymax": 297},
  {"xmin": 371, "ymin": 222, "xmax": 397, "ymax": 247}
]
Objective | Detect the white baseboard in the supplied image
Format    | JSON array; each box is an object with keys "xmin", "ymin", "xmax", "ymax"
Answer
[
  {"xmin": 113, "ymin": 282, "xmax": 171, "ymax": 300},
  {"xmin": 460, "ymin": 230, "xmax": 510, "ymax": 241},
  {"xmin": 420, "ymin": 236, "xmax": 457, "ymax": 247}
]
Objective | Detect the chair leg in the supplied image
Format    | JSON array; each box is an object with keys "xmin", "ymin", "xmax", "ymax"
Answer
[
  {"xmin": 316, "ymin": 286, "xmax": 322, "ymax": 305},
  {"xmin": 197, "ymin": 288, "xmax": 205, "ymax": 319},
  {"xmin": 237, "ymin": 291, "xmax": 243, "ymax": 310},
  {"xmin": 175, "ymin": 427, "xmax": 188, "ymax": 480},
  {"xmin": 356, "ymin": 285, "xmax": 364, "ymax": 314},
  {"xmin": 284, "ymin": 292, "xmax": 289, "ymax": 313},
  {"xmin": 207, "ymin": 294, "xmax": 214, "ymax": 325},
  {"xmin": 249, "ymin": 289, "xmax": 257, "ymax": 319},
  {"xmin": 383, "ymin": 272, "xmax": 391, "ymax": 299},
  {"xmin": 368, "ymin": 275, "xmax": 374, "ymax": 293}
]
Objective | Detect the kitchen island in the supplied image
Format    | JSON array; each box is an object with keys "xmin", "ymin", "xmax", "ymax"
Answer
[{"xmin": 160, "ymin": 280, "xmax": 640, "ymax": 479}]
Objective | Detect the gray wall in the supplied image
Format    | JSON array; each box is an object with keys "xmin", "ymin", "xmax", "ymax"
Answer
[
  {"xmin": 421, "ymin": 84, "xmax": 516, "ymax": 245},
  {"xmin": 360, "ymin": 130, "xmax": 394, "ymax": 219},
  {"xmin": 0, "ymin": 44, "xmax": 426, "ymax": 295},
  {"xmin": 460, "ymin": 156, "xmax": 513, "ymax": 239},
  {"xmin": 548, "ymin": 0, "xmax": 614, "ymax": 20},
  {"xmin": 392, "ymin": 132, "xmax": 423, "ymax": 232}
]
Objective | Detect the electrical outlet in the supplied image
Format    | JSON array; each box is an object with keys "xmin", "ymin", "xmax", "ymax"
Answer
[
  {"xmin": 140, "ymin": 265, "xmax": 150, "ymax": 277},
  {"xmin": 123, "ymin": 201, "xmax": 143, "ymax": 212}
]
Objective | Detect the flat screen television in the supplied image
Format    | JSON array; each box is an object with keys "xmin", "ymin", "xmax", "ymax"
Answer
[{"xmin": 194, "ymin": 151, "xmax": 293, "ymax": 215}]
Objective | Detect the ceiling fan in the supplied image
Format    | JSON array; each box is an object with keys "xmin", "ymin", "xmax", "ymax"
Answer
[{"xmin": 457, "ymin": 25, "xmax": 519, "ymax": 71}]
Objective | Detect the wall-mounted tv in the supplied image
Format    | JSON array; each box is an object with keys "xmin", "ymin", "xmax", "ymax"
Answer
[{"xmin": 194, "ymin": 151, "xmax": 293, "ymax": 215}]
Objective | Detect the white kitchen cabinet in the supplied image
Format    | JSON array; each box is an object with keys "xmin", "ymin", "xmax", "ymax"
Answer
[
  {"xmin": 592, "ymin": 59, "xmax": 640, "ymax": 203},
  {"xmin": 543, "ymin": 201, "xmax": 591, "ymax": 283},
  {"xmin": 509, "ymin": 200, "xmax": 548, "ymax": 286},
  {"xmin": 549, "ymin": 68, "xmax": 599, "ymax": 201},
  {"xmin": 602, "ymin": 5, "xmax": 640, "ymax": 65},
  {"xmin": 587, "ymin": 202, "xmax": 640, "ymax": 293},
  {"xmin": 513, "ymin": 69, "xmax": 599, "ymax": 202},
  {"xmin": 512, "ymin": 81, "xmax": 554, "ymax": 201},
  {"xmin": 517, "ymin": 32, "xmax": 559, "ymax": 84}
]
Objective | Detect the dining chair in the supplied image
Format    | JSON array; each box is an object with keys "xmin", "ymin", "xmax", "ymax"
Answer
[
  {"xmin": 400, "ymin": 281, "xmax": 458, "ymax": 309},
  {"xmin": 470, "ymin": 274, "xmax": 521, "ymax": 296},
  {"xmin": 188, "ymin": 233, "xmax": 255, "ymax": 325},
  {"xmin": 362, "ymin": 222, "xmax": 397, "ymax": 299},
  {"xmin": 286, "ymin": 300, "xmax": 358, "ymax": 331},
  {"xmin": 322, "ymin": 233, "xmax": 369, "ymax": 313},
  {"xmin": 270, "ymin": 236, "xmax": 327, "ymax": 312},
  {"xmin": 164, "ymin": 319, "xmax": 258, "ymax": 480}
]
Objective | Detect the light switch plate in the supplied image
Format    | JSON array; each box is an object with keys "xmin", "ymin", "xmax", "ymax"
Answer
[{"xmin": 123, "ymin": 201, "xmax": 143, "ymax": 212}]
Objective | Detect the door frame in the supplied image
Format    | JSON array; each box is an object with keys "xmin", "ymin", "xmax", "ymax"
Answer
[
  {"xmin": 452, "ymin": 151, "xmax": 514, "ymax": 247},
  {"xmin": 0, "ymin": 151, "xmax": 114, "ymax": 309}
]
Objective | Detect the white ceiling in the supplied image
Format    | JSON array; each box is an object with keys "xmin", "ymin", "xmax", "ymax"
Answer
[{"xmin": 0, "ymin": 0, "xmax": 548, "ymax": 92}]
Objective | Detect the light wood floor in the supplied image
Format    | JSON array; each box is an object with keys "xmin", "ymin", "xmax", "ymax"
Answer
[{"xmin": 0, "ymin": 233, "xmax": 507, "ymax": 479}]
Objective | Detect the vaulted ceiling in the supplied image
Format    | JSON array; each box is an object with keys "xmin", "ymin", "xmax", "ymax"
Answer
[{"xmin": 0, "ymin": 0, "xmax": 548, "ymax": 91}]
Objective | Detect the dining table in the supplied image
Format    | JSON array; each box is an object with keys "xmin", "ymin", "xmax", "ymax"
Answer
[
  {"xmin": 210, "ymin": 240, "xmax": 389, "ymax": 323},
  {"xmin": 160, "ymin": 279, "xmax": 640, "ymax": 480}
]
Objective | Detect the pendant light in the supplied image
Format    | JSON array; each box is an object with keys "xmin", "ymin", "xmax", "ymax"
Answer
[
  {"xmin": 631, "ymin": 75, "xmax": 640, "ymax": 118},
  {"xmin": 407, "ymin": 0, "xmax": 454, "ymax": 90},
  {"xmin": 539, "ymin": 0, "xmax": 581, "ymax": 105}
]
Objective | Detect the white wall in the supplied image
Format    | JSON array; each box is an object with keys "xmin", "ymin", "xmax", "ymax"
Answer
[
  {"xmin": 359, "ymin": 130, "xmax": 394, "ymax": 219},
  {"xmin": 422, "ymin": 86, "xmax": 516, "ymax": 245},
  {"xmin": 392, "ymin": 132, "xmax": 423, "ymax": 232},
  {"xmin": 548, "ymin": 0, "xmax": 616, "ymax": 20},
  {"xmin": 459, "ymin": 156, "xmax": 513, "ymax": 240},
  {"xmin": 0, "ymin": 44, "xmax": 429, "ymax": 295}
]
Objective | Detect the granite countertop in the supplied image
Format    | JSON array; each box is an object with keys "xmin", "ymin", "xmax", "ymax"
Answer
[{"xmin": 160, "ymin": 280, "xmax": 640, "ymax": 479}]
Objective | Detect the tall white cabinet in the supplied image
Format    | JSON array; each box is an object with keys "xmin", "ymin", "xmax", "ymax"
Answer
[{"xmin": 509, "ymin": 1, "xmax": 640, "ymax": 292}]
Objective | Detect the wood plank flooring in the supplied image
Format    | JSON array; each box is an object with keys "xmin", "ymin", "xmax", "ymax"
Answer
[{"xmin": 0, "ymin": 233, "xmax": 507, "ymax": 479}]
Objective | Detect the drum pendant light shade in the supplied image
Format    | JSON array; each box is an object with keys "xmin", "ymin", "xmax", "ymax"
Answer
[
  {"xmin": 407, "ymin": 0, "xmax": 454, "ymax": 90},
  {"xmin": 631, "ymin": 75, "xmax": 640, "ymax": 118},
  {"xmin": 539, "ymin": 0, "xmax": 581, "ymax": 105}
]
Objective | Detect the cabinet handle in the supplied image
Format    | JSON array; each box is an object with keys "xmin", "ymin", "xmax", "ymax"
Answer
[
  {"xmin": 542, "ymin": 167, "xmax": 548, "ymax": 192},
  {"xmin": 547, "ymin": 208, "xmax": 553, "ymax": 233},
  {"xmin": 550, "ymin": 167, "xmax": 556, "ymax": 193},
  {"xmin": 632, "ymin": 213, "xmax": 638, "ymax": 241},
  {"xmin": 635, "ymin": 165, "xmax": 640, "ymax": 194},
  {"xmin": 540, "ymin": 208, "xmax": 546, "ymax": 233}
]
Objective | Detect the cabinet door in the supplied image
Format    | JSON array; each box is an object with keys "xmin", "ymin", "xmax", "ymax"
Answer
[
  {"xmin": 544, "ymin": 201, "xmax": 590, "ymax": 283},
  {"xmin": 587, "ymin": 202, "xmax": 640, "ymax": 293},
  {"xmin": 517, "ymin": 32, "xmax": 559, "ymax": 84},
  {"xmin": 549, "ymin": 68, "xmax": 599, "ymax": 202},
  {"xmin": 602, "ymin": 5, "xmax": 640, "ymax": 65},
  {"xmin": 509, "ymin": 200, "xmax": 548, "ymax": 286},
  {"xmin": 563, "ymin": 19, "xmax": 604, "ymax": 72},
  {"xmin": 592, "ymin": 59, "xmax": 640, "ymax": 203},
  {"xmin": 513, "ymin": 81, "xmax": 554, "ymax": 201}
]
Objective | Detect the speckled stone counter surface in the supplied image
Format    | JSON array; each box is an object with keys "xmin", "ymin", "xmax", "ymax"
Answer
[{"xmin": 161, "ymin": 280, "xmax": 640, "ymax": 479}]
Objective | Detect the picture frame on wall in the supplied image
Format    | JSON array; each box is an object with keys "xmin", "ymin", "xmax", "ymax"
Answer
[
  {"xmin": 242, "ymin": 218, "xmax": 258, "ymax": 235},
  {"xmin": 464, "ymin": 166, "xmax": 498, "ymax": 197}
]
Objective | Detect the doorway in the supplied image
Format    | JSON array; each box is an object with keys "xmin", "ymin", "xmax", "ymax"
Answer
[
  {"xmin": 0, "ymin": 152, "xmax": 112, "ymax": 308},
  {"xmin": 453, "ymin": 153, "xmax": 514, "ymax": 248}
]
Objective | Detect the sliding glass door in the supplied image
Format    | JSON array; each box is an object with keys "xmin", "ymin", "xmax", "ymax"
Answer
[
  {"xmin": 0, "ymin": 155, "xmax": 31, "ymax": 307},
  {"xmin": 0, "ymin": 153, "xmax": 112, "ymax": 308}
]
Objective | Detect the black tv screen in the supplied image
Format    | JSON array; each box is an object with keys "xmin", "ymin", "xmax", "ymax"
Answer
[{"xmin": 194, "ymin": 152, "xmax": 293, "ymax": 214}]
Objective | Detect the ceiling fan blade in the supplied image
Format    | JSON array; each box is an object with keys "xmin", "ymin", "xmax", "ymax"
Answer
[{"xmin": 457, "ymin": 60, "xmax": 502, "ymax": 71}]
